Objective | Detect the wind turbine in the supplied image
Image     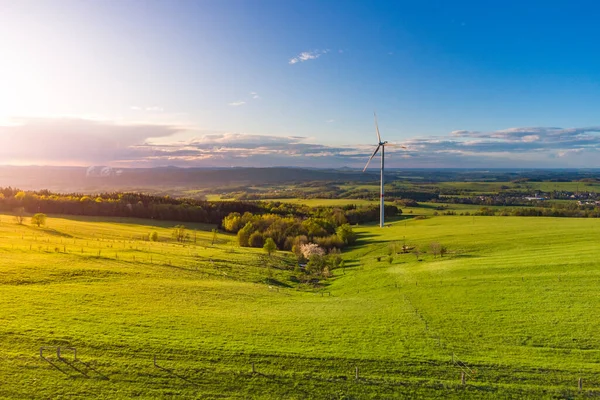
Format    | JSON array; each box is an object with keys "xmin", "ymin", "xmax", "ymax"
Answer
[{"xmin": 363, "ymin": 113, "xmax": 405, "ymax": 228}]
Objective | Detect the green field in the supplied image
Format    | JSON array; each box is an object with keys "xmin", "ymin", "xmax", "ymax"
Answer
[
  {"xmin": 2, "ymin": 213, "xmax": 600, "ymax": 398},
  {"xmin": 260, "ymin": 198, "xmax": 506, "ymax": 217},
  {"xmin": 262, "ymin": 198, "xmax": 378, "ymax": 207}
]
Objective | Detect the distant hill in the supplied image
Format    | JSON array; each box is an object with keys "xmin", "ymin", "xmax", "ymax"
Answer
[
  {"xmin": 0, "ymin": 166, "xmax": 379, "ymax": 193},
  {"xmin": 1, "ymin": 165, "xmax": 599, "ymax": 194}
]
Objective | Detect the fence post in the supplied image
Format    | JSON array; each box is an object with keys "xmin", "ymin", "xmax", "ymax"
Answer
[
  {"xmin": 579, "ymin": 377, "xmax": 583, "ymax": 391},
  {"xmin": 461, "ymin": 371, "xmax": 465, "ymax": 385},
  {"xmin": 355, "ymin": 366, "xmax": 359, "ymax": 380}
]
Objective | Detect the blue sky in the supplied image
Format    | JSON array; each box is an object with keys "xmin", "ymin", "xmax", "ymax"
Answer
[{"xmin": 1, "ymin": 0, "xmax": 600, "ymax": 168}]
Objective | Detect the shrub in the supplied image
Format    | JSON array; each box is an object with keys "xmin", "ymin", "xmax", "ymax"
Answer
[
  {"xmin": 171, "ymin": 225, "xmax": 187, "ymax": 242},
  {"xmin": 314, "ymin": 234, "xmax": 344, "ymax": 250},
  {"xmin": 307, "ymin": 254, "xmax": 326, "ymax": 275},
  {"xmin": 263, "ymin": 237, "xmax": 277, "ymax": 256},
  {"xmin": 336, "ymin": 223, "xmax": 357, "ymax": 245},
  {"xmin": 31, "ymin": 213, "xmax": 47, "ymax": 227}
]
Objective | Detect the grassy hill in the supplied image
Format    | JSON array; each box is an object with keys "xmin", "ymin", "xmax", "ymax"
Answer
[{"xmin": 1, "ymin": 214, "xmax": 600, "ymax": 398}]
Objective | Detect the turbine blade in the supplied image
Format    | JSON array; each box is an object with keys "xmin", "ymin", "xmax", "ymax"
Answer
[
  {"xmin": 363, "ymin": 145, "xmax": 381, "ymax": 172},
  {"xmin": 374, "ymin": 112, "xmax": 382, "ymax": 143}
]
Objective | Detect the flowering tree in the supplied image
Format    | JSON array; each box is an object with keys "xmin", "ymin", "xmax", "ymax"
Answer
[{"xmin": 300, "ymin": 243, "xmax": 324, "ymax": 259}]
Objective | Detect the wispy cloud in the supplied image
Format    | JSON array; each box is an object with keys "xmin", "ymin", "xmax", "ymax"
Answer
[
  {"xmin": 289, "ymin": 49, "xmax": 330, "ymax": 65},
  {"xmin": 326, "ymin": 119, "xmax": 335, "ymax": 123},
  {"xmin": 0, "ymin": 117, "xmax": 179, "ymax": 165},
  {"xmin": 396, "ymin": 126, "xmax": 600, "ymax": 166},
  {"xmin": 2, "ymin": 118, "xmax": 600, "ymax": 168},
  {"xmin": 250, "ymin": 92, "xmax": 260, "ymax": 99},
  {"xmin": 228, "ymin": 101, "xmax": 246, "ymax": 107},
  {"xmin": 128, "ymin": 125, "xmax": 600, "ymax": 167},
  {"xmin": 129, "ymin": 133, "xmax": 369, "ymax": 167}
]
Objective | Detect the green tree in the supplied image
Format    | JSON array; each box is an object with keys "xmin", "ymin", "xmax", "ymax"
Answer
[
  {"xmin": 336, "ymin": 223, "xmax": 357, "ymax": 245},
  {"xmin": 440, "ymin": 245, "xmax": 448, "ymax": 257},
  {"xmin": 172, "ymin": 225, "xmax": 187, "ymax": 242},
  {"xmin": 307, "ymin": 254, "xmax": 326, "ymax": 275},
  {"xmin": 211, "ymin": 229, "xmax": 218, "ymax": 245},
  {"xmin": 237, "ymin": 222, "xmax": 254, "ymax": 247},
  {"xmin": 149, "ymin": 231, "xmax": 158, "ymax": 242},
  {"xmin": 302, "ymin": 218, "xmax": 328, "ymax": 238},
  {"xmin": 31, "ymin": 213, "xmax": 47, "ymax": 227},
  {"xmin": 249, "ymin": 231, "xmax": 264, "ymax": 248},
  {"xmin": 327, "ymin": 248, "xmax": 343, "ymax": 269},
  {"xmin": 222, "ymin": 212, "xmax": 243, "ymax": 232},
  {"xmin": 14, "ymin": 207, "xmax": 25, "ymax": 225},
  {"xmin": 263, "ymin": 237, "xmax": 277, "ymax": 256},
  {"xmin": 331, "ymin": 208, "xmax": 348, "ymax": 226},
  {"xmin": 430, "ymin": 242, "xmax": 441, "ymax": 258}
]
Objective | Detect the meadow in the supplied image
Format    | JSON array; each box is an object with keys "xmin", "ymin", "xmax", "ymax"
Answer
[{"xmin": 1, "ymin": 212, "xmax": 600, "ymax": 398}]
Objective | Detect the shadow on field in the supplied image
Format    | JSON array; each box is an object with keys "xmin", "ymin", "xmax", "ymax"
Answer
[
  {"xmin": 41, "ymin": 348, "xmax": 109, "ymax": 380},
  {"xmin": 154, "ymin": 360, "xmax": 200, "ymax": 387},
  {"xmin": 60, "ymin": 358, "xmax": 90, "ymax": 377},
  {"xmin": 450, "ymin": 254, "xmax": 478, "ymax": 259},
  {"xmin": 44, "ymin": 358, "xmax": 110, "ymax": 380},
  {"xmin": 41, "ymin": 356, "xmax": 73, "ymax": 377},
  {"xmin": 340, "ymin": 260, "xmax": 360, "ymax": 269},
  {"xmin": 264, "ymin": 278, "xmax": 292, "ymax": 288},
  {"xmin": 26, "ymin": 226, "xmax": 73, "ymax": 238},
  {"xmin": 55, "ymin": 214, "xmax": 217, "ymax": 231},
  {"xmin": 353, "ymin": 231, "xmax": 386, "ymax": 245},
  {"xmin": 61, "ymin": 358, "xmax": 110, "ymax": 380}
]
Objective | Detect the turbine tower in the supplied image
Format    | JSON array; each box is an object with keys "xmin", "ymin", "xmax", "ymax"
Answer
[{"xmin": 363, "ymin": 113, "xmax": 404, "ymax": 228}]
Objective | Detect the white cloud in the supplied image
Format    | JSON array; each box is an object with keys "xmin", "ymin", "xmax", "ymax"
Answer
[
  {"xmin": 0, "ymin": 117, "xmax": 179, "ymax": 165},
  {"xmin": 326, "ymin": 119, "xmax": 335, "ymax": 123},
  {"xmin": 522, "ymin": 135, "xmax": 540, "ymax": 142},
  {"xmin": 289, "ymin": 49, "xmax": 330, "ymax": 65},
  {"xmin": 557, "ymin": 149, "xmax": 584, "ymax": 158},
  {"xmin": 250, "ymin": 92, "xmax": 260, "ymax": 99},
  {"xmin": 228, "ymin": 101, "xmax": 246, "ymax": 106},
  {"xmin": 2, "ymin": 118, "xmax": 600, "ymax": 168}
]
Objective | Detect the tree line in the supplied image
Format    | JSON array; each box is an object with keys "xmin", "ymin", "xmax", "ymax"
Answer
[
  {"xmin": 0, "ymin": 188, "xmax": 264, "ymax": 224},
  {"xmin": 437, "ymin": 204, "xmax": 600, "ymax": 218},
  {"xmin": 0, "ymin": 187, "xmax": 400, "ymax": 227}
]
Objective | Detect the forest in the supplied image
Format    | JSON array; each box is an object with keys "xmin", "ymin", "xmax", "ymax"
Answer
[{"xmin": 0, "ymin": 187, "xmax": 399, "ymax": 228}]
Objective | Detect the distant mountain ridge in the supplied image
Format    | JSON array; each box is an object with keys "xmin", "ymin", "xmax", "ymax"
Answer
[
  {"xmin": 1, "ymin": 165, "xmax": 599, "ymax": 194},
  {"xmin": 0, "ymin": 166, "xmax": 379, "ymax": 192}
]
